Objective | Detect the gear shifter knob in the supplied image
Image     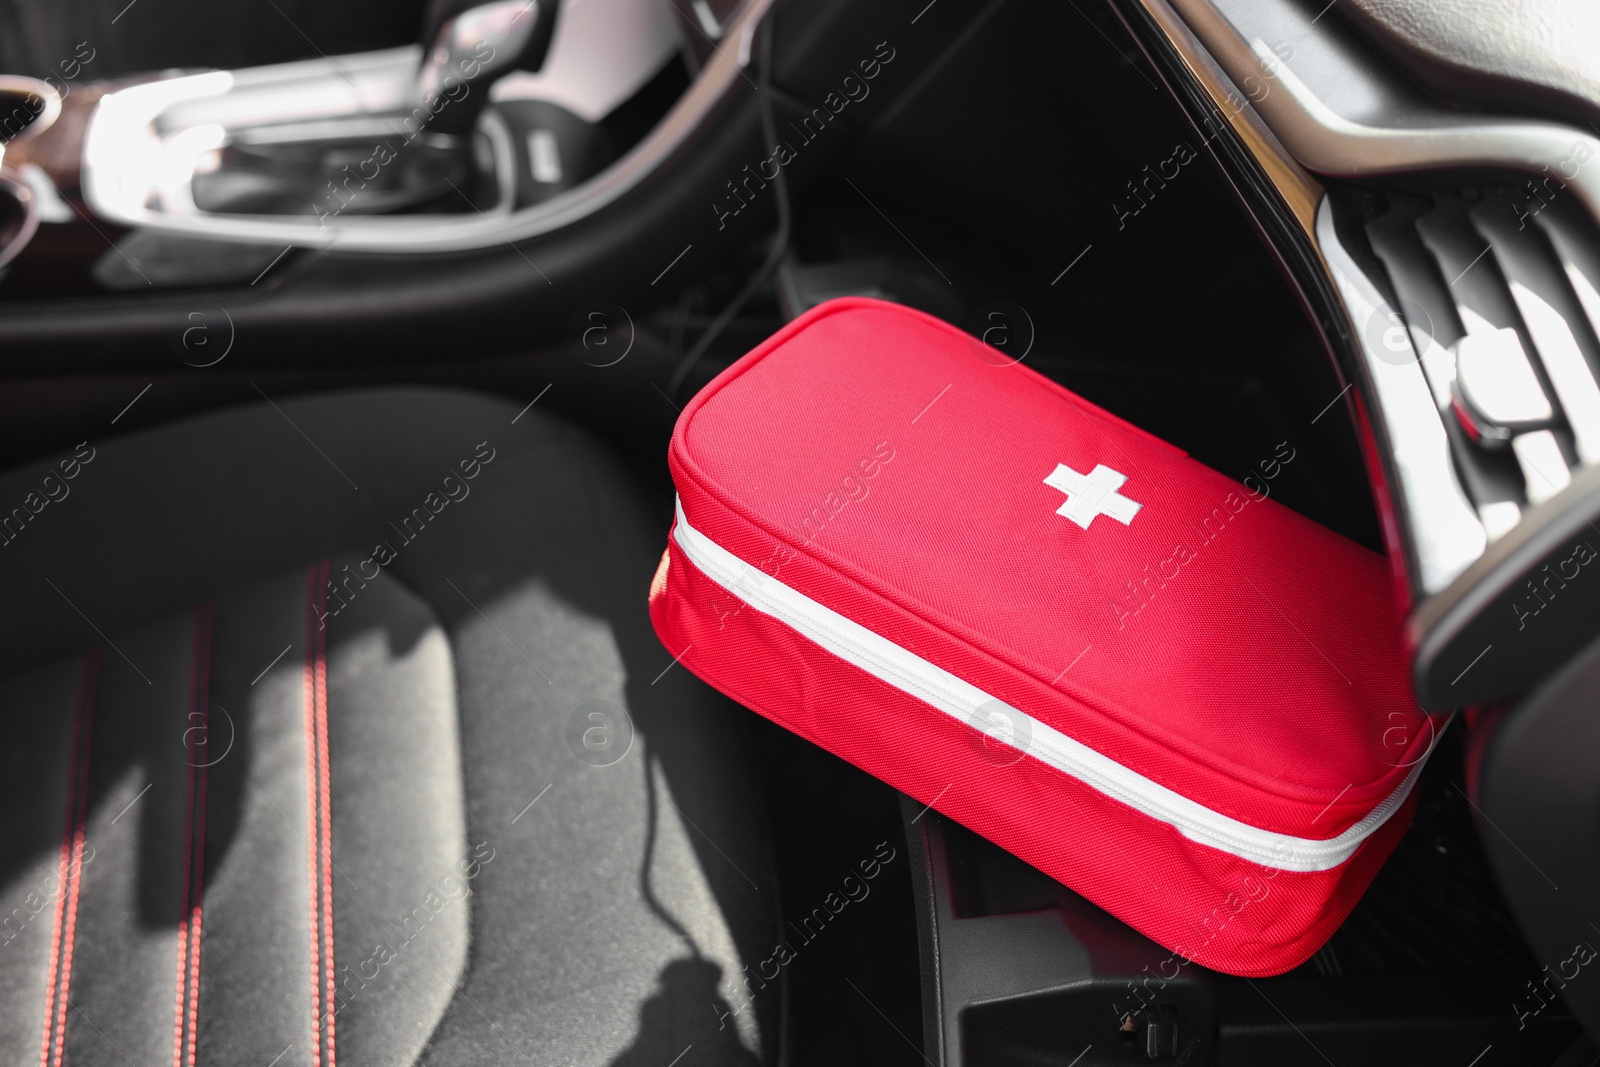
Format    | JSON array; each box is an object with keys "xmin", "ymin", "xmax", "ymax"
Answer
[{"xmin": 417, "ymin": 0, "xmax": 559, "ymax": 137}]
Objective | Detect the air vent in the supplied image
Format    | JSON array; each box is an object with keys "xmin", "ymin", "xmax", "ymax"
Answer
[{"xmin": 1362, "ymin": 187, "xmax": 1600, "ymax": 542}]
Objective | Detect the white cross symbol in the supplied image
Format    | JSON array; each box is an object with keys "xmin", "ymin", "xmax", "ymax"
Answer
[{"xmin": 1043, "ymin": 463, "xmax": 1142, "ymax": 530}]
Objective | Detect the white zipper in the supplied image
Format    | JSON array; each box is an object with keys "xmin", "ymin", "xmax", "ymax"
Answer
[{"xmin": 672, "ymin": 499, "xmax": 1428, "ymax": 873}]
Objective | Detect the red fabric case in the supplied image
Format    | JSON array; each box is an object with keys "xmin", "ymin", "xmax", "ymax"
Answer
[{"xmin": 649, "ymin": 297, "xmax": 1439, "ymax": 977}]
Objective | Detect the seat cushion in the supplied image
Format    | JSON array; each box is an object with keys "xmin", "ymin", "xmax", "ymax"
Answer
[{"xmin": 0, "ymin": 388, "xmax": 777, "ymax": 1066}]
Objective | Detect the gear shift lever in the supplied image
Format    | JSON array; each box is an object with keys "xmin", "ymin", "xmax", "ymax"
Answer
[
  {"xmin": 416, "ymin": 0, "xmax": 559, "ymax": 137},
  {"xmin": 181, "ymin": 0, "xmax": 562, "ymax": 218}
]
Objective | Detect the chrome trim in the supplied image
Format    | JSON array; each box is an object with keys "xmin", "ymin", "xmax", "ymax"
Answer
[
  {"xmin": 82, "ymin": 0, "xmax": 775, "ymax": 253},
  {"xmin": 1316, "ymin": 202, "xmax": 1488, "ymax": 592},
  {"xmin": 228, "ymin": 116, "xmax": 448, "ymax": 146},
  {"xmin": 1451, "ymin": 328, "xmax": 1553, "ymax": 435},
  {"xmin": 479, "ymin": 106, "xmax": 518, "ymax": 215},
  {"xmin": 1130, "ymin": 0, "xmax": 1321, "ymax": 237},
  {"xmin": 1164, "ymin": 0, "xmax": 1600, "ymax": 229},
  {"xmin": 1512, "ymin": 430, "xmax": 1572, "ymax": 505},
  {"xmin": 1134, "ymin": 0, "xmax": 1600, "ymax": 700},
  {"xmin": 1131, "ymin": 0, "xmax": 1490, "ymax": 592},
  {"xmin": 0, "ymin": 170, "xmax": 40, "ymax": 269},
  {"xmin": 15, "ymin": 163, "xmax": 71, "ymax": 223},
  {"xmin": 1509, "ymin": 278, "xmax": 1600, "ymax": 465},
  {"xmin": 0, "ymin": 76, "xmax": 62, "ymax": 147},
  {"xmin": 1136, "ymin": 0, "xmax": 1600, "ymax": 594}
]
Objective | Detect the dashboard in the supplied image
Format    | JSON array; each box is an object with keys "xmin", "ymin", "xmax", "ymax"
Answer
[{"xmin": 1118, "ymin": 0, "xmax": 1600, "ymax": 710}]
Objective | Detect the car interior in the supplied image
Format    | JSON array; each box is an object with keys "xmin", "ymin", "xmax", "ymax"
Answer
[{"xmin": 0, "ymin": 0, "xmax": 1598, "ymax": 1063}]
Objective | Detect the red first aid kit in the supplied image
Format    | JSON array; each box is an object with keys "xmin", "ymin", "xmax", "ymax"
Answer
[{"xmin": 649, "ymin": 297, "xmax": 1438, "ymax": 976}]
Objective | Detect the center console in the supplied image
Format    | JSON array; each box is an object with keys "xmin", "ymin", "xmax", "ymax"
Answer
[{"xmin": 0, "ymin": 0, "xmax": 717, "ymax": 295}]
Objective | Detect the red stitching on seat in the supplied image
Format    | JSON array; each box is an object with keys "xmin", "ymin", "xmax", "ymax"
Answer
[
  {"xmin": 312, "ymin": 560, "xmax": 336, "ymax": 1067},
  {"xmin": 171, "ymin": 634, "xmax": 196, "ymax": 1067},
  {"xmin": 303, "ymin": 562, "xmax": 337, "ymax": 1067},
  {"xmin": 40, "ymin": 649, "xmax": 101, "ymax": 1067},
  {"xmin": 184, "ymin": 607, "xmax": 214, "ymax": 1067},
  {"xmin": 171, "ymin": 607, "xmax": 213, "ymax": 1067},
  {"xmin": 303, "ymin": 564, "xmax": 323, "ymax": 1067}
]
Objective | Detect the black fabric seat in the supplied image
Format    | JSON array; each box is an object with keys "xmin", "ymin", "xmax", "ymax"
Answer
[{"xmin": 0, "ymin": 388, "xmax": 777, "ymax": 1066}]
